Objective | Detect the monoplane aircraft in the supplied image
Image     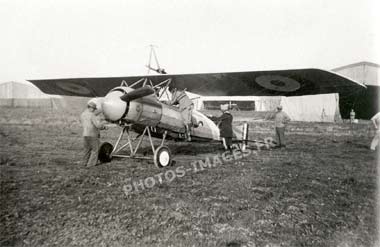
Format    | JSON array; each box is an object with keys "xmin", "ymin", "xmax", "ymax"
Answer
[{"xmin": 29, "ymin": 68, "xmax": 365, "ymax": 167}]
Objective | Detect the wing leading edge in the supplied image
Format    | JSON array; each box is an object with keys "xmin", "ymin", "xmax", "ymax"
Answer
[{"xmin": 29, "ymin": 68, "xmax": 365, "ymax": 97}]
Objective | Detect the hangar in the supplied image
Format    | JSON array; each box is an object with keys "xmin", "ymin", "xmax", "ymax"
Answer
[
  {"xmin": 0, "ymin": 81, "xmax": 66, "ymax": 109},
  {"xmin": 332, "ymin": 61, "xmax": 379, "ymax": 119}
]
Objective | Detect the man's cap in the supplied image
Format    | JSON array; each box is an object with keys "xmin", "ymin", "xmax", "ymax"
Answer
[{"xmin": 87, "ymin": 101, "xmax": 97, "ymax": 109}]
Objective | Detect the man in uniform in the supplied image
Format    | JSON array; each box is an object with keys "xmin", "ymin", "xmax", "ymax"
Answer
[
  {"xmin": 80, "ymin": 101, "xmax": 107, "ymax": 167},
  {"xmin": 170, "ymin": 88, "xmax": 193, "ymax": 141},
  {"xmin": 274, "ymin": 105, "xmax": 291, "ymax": 148},
  {"xmin": 370, "ymin": 111, "xmax": 380, "ymax": 151},
  {"xmin": 212, "ymin": 104, "xmax": 233, "ymax": 151}
]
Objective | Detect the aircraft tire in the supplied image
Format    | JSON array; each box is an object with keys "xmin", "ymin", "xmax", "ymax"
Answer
[
  {"xmin": 154, "ymin": 145, "xmax": 172, "ymax": 168},
  {"xmin": 98, "ymin": 142, "xmax": 113, "ymax": 163}
]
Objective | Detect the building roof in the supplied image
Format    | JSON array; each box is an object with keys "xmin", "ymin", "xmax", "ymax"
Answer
[
  {"xmin": 332, "ymin": 61, "xmax": 380, "ymax": 72},
  {"xmin": 0, "ymin": 81, "xmax": 62, "ymax": 98},
  {"xmin": 331, "ymin": 61, "xmax": 379, "ymax": 86}
]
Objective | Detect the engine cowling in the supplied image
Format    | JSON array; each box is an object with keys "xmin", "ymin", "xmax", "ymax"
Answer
[
  {"xmin": 102, "ymin": 87, "xmax": 130, "ymax": 121},
  {"xmin": 102, "ymin": 86, "xmax": 162, "ymax": 126}
]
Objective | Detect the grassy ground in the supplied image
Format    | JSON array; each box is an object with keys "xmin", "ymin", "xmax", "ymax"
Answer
[{"xmin": 0, "ymin": 107, "xmax": 379, "ymax": 246}]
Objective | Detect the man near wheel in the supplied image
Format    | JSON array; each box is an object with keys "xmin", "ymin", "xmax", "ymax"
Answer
[{"xmin": 80, "ymin": 101, "xmax": 107, "ymax": 167}]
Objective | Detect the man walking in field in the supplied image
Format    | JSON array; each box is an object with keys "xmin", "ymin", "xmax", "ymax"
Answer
[
  {"xmin": 370, "ymin": 112, "xmax": 380, "ymax": 151},
  {"xmin": 80, "ymin": 101, "xmax": 107, "ymax": 167},
  {"xmin": 274, "ymin": 105, "xmax": 291, "ymax": 148}
]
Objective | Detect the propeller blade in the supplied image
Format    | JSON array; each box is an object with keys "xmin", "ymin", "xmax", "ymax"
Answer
[{"xmin": 120, "ymin": 86, "xmax": 155, "ymax": 102}]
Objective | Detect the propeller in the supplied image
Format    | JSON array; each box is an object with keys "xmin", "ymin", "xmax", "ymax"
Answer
[
  {"xmin": 102, "ymin": 86, "xmax": 155, "ymax": 122},
  {"xmin": 120, "ymin": 86, "xmax": 155, "ymax": 102}
]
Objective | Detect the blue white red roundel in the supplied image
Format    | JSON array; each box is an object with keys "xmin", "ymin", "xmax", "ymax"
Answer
[{"xmin": 255, "ymin": 75, "xmax": 300, "ymax": 92}]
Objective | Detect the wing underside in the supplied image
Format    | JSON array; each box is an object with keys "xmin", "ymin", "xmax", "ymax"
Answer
[{"xmin": 29, "ymin": 68, "xmax": 365, "ymax": 97}]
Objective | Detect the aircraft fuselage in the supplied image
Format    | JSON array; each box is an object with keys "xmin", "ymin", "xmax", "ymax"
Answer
[{"xmin": 101, "ymin": 86, "xmax": 221, "ymax": 141}]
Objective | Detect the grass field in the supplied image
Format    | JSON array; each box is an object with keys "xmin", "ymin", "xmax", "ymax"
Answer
[{"xmin": 0, "ymin": 107, "xmax": 379, "ymax": 246}]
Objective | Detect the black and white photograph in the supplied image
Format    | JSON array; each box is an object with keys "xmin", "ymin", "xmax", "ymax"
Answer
[{"xmin": 0, "ymin": 0, "xmax": 379, "ymax": 246}]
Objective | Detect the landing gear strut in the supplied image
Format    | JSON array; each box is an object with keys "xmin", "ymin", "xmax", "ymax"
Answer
[{"xmin": 98, "ymin": 125, "xmax": 172, "ymax": 168}]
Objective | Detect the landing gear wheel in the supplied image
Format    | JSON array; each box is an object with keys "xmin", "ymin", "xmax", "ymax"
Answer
[
  {"xmin": 98, "ymin": 142, "xmax": 114, "ymax": 163},
  {"xmin": 154, "ymin": 145, "xmax": 172, "ymax": 168}
]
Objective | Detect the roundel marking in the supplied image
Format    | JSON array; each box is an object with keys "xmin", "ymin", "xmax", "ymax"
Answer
[
  {"xmin": 135, "ymin": 104, "xmax": 142, "ymax": 112},
  {"xmin": 56, "ymin": 81, "xmax": 93, "ymax": 96},
  {"xmin": 255, "ymin": 75, "xmax": 301, "ymax": 92}
]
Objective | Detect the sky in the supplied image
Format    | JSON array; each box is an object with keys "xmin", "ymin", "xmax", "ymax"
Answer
[{"xmin": 0, "ymin": 0, "xmax": 379, "ymax": 82}]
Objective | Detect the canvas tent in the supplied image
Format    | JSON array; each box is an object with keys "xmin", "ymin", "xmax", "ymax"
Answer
[
  {"xmin": 0, "ymin": 81, "xmax": 65, "ymax": 109},
  {"xmin": 280, "ymin": 93, "xmax": 341, "ymax": 122}
]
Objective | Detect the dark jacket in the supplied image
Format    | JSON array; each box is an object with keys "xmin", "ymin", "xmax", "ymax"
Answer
[{"xmin": 214, "ymin": 112, "xmax": 233, "ymax": 138}]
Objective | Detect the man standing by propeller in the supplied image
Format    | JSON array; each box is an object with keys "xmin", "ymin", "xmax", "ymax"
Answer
[
  {"xmin": 80, "ymin": 100, "xmax": 107, "ymax": 167},
  {"xmin": 170, "ymin": 88, "xmax": 193, "ymax": 141}
]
